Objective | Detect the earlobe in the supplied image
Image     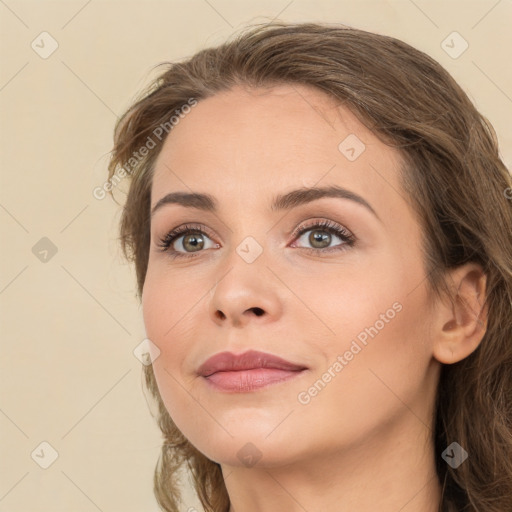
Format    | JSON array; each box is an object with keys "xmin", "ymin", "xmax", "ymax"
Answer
[{"xmin": 432, "ymin": 263, "xmax": 488, "ymax": 365}]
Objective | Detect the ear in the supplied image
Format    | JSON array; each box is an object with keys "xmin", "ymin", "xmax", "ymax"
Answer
[{"xmin": 432, "ymin": 263, "xmax": 488, "ymax": 364}]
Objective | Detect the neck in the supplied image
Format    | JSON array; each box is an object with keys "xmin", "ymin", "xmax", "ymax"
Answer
[{"xmin": 222, "ymin": 418, "xmax": 441, "ymax": 512}]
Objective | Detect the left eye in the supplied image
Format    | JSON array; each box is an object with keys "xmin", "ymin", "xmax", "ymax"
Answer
[{"xmin": 290, "ymin": 220, "xmax": 355, "ymax": 253}]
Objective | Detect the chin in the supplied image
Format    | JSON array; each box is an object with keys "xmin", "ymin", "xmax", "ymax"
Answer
[
  {"xmin": 175, "ymin": 414, "xmax": 299, "ymax": 464},
  {"xmin": 196, "ymin": 436, "xmax": 305, "ymax": 469}
]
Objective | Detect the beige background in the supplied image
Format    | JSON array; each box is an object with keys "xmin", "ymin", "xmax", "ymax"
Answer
[{"xmin": 1, "ymin": 1, "xmax": 511, "ymax": 511}]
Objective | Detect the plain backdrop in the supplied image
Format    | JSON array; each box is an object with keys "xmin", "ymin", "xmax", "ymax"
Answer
[{"xmin": 1, "ymin": 1, "xmax": 511, "ymax": 511}]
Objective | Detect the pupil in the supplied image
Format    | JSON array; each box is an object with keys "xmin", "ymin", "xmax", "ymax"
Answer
[
  {"xmin": 311, "ymin": 231, "xmax": 330, "ymax": 248},
  {"xmin": 184, "ymin": 233, "xmax": 204, "ymax": 251}
]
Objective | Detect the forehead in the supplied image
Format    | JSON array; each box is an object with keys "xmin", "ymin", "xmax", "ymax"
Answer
[{"xmin": 151, "ymin": 84, "xmax": 404, "ymax": 214}]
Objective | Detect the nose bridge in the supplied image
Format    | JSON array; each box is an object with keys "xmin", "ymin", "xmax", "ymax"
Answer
[{"xmin": 219, "ymin": 206, "xmax": 272, "ymax": 268}]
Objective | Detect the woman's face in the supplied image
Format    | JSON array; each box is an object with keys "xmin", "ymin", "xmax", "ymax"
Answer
[{"xmin": 142, "ymin": 84, "xmax": 440, "ymax": 468}]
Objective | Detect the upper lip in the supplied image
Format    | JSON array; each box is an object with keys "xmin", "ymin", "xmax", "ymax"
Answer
[{"xmin": 197, "ymin": 349, "xmax": 307, "ymax": 377}]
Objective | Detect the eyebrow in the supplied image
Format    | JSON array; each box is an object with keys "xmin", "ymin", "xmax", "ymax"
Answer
[{"xmin": 150, "ymin": 185, "xmax": 380, "ymax": 221}]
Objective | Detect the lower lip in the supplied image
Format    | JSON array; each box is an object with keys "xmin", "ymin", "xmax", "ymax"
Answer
[{"xmin": 203, "ymin": 368, "xmax": 306, "ymax": 392}]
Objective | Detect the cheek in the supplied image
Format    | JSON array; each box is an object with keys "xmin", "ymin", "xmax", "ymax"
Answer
[
  {"xmin": 141, "ymin": 266, "xmax": 204, "ymax": 347},
  {"xmin": 293, "ymin": 294, "xmax": 434, "ymax": 451},
  {"xmin": 287, "ymin": 258, "xmax": 401, "ymax": 344},
  {"xmin": 141, "ymin": 282, "xmax": 194, "ymax": 434},
  {"xmin": 141, "ymin": 273, "xmax": 184, "ymax": 394},
  {"xmin": 303, "ymin": 252, "xmax": 433, "ymax": 401},
  {"xmin": 141, "ymin": 268, "xmax": 207, "ymax": 393}
]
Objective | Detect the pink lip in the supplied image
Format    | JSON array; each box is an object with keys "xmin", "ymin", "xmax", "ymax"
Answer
[{"xmin": 197, "ymin": 350, "xmax": 308, "ymax": 392}]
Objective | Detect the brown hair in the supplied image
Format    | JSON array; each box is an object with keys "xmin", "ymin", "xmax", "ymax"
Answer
[{"xmin": 107, "ymin": 21, "xmax": 512, "ymax": 512}]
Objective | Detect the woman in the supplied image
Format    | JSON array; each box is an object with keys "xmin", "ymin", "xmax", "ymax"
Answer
[{"xmin": 107, "ymin": 22, "xmax": 512, "ymax": 512}]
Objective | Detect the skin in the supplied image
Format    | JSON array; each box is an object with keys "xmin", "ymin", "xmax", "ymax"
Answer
[{"xmin": 142, "ymin": 83, "xmax": 487, "ymax": 512}]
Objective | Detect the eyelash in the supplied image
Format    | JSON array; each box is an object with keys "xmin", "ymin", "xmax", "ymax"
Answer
[{"xmin": 156, "ymin": 219, "xmax": 356, "ymax": 259}]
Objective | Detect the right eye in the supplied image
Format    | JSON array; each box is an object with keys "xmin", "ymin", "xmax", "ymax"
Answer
[{"xmin": 157, "ymin": 224, "xmax": 219, "ymax": 259}]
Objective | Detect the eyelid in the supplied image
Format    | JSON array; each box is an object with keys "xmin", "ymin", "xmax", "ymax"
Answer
[
  {"xmin": 156, "ymin": 223, "xmax": 217, "ymax": 251},
  {"xmin": 289, "ymin": 218, "xmax": 353, "ymax": 240}
]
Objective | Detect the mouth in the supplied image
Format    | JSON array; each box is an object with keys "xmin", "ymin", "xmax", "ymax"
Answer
[
  {"xmin": 197, "ymin": 349, "xmax": 308, "ymax": 393},
  {"xmin": 203, "ymin": 367, "xmax": 307, "ymax": 392}
]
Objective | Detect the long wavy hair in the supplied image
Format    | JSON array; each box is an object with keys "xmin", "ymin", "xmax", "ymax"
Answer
[{"xmin": 107, "ymin": 21, "xmax": 512, "ymax": 512}]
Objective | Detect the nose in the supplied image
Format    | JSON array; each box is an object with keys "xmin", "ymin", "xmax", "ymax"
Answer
[
  {"xmin": 213, "ymin": 305, "xmax": 265, "ymax": 326},
  {"xmin": 208, "ymin": 261, "xmax": 283, "ymax": 329}
]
